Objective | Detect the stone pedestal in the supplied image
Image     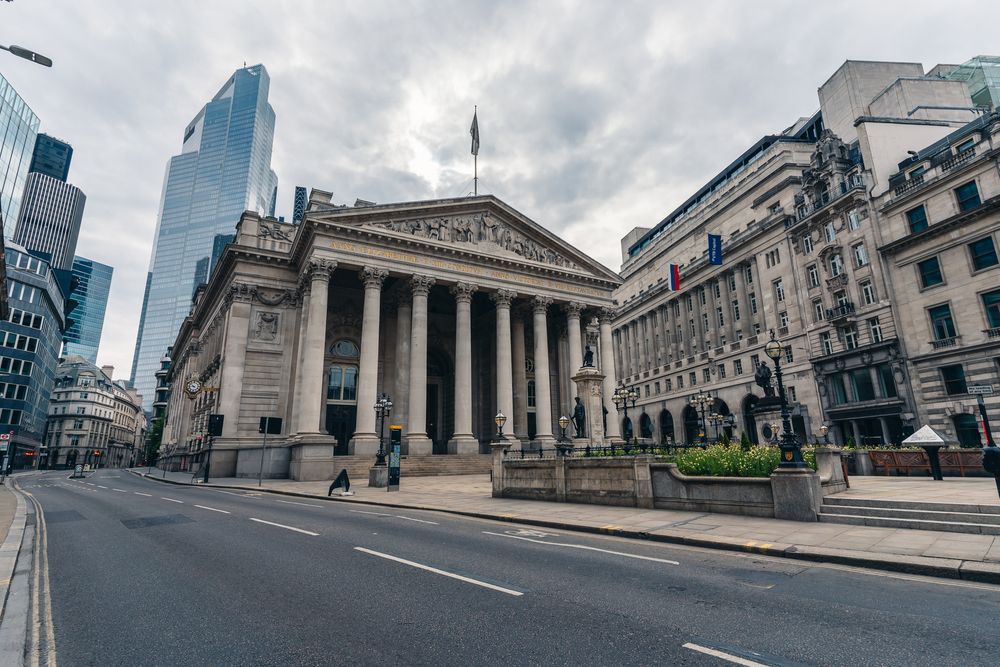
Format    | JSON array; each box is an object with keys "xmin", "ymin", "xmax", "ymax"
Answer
[
  {"xmin": 571, "ymin": 365, "xmax": 607, "ymax": 448},
  {"xmin": 491, "ymin": 441, "xmax": 508, "ymax": 498},
  {"xmin": 350, "ymin": 435, "xmax": 380, "ymax": 457},
  {"xmin": 405, "ymin": 435, "xmax": 433, "ymax": 456},
  {"xmin": 447, "ymin": 436, "xmax": 480, "ymax": 455},
  {"xmin": 770, "ymin": 468, "xmax": 822, "ymax": 521},
  {"xmin": 289, "ymin": 438, "xmax": 338, "ymax": 481},
  {"xmin": 369, "ymin": 465, "xmax": 388, "ymax": 488}
]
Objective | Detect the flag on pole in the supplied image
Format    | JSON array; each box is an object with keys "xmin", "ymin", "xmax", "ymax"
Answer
[
  {"xmin": 470, "ymin": 109, "xmax": 480, "ymax": 156},
  {"xmin": 708, "ymin": 234, "xmax": 723, "ymax": 265},
  {"xmin": 668, "ymin": 263, "xmax": 681, "ymax": 290}
]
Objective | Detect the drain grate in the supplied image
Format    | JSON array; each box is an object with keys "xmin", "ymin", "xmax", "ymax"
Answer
[{"xmin": 120, "ymin": 514, "xmax": 194, "ymax": 529}]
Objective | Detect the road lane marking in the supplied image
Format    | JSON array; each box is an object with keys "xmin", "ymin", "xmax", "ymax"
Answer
[
  {"xmin": 274, "ymin": 499, "xmax": 324, "ymax": 508},
  {"xmin": 483, "ymin": 531, "xmax": 679, "ymax": 565},
  {"xmin": 214, "ymin": 490, "xmax": 255, "ymax": 498},
  {"xmin": 195, "ymin": 505, "xmax": 231, "ymax": 514},
  {"xmin": 161, "ymin": 497, "xmax": 184, "ymax": 503},
  {"xmin": 249, "ymin": 518, "xmax": 319, "ymax": 536},
  {"xmin": 96, "ymin": 485, "xmax": 108, "ymax": 489},
  {"xmin": 394, "ymin": 516, "xmax": 439, "ymax": 525},
  {"xmin": 354, "ymin": 547, "xmax": 523, "ymax": 596},
  {"xmin": 682, "ymin": 642, "xmax": 770, "ymax": 667},
  {"xmin": 349, "ymin": 509, "xmax": 393, "ymax": 517},
  {"xmin": 112, "ymin": 489, "xmax": 127, "ymax": 493},
  {"xmin": 134, "ymin": 492, "xmax": 152, "ymax": 497}
]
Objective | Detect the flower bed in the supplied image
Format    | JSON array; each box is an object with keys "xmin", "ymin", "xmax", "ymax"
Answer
[{"xmin": 674, "ymin": 445, "xmax": 817, "ymax": 478}]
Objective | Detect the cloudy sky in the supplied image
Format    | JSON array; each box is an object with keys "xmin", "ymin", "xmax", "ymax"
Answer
[{"xmin": 3, "ymin": 0, "xmax": 999, "ymax": 379}]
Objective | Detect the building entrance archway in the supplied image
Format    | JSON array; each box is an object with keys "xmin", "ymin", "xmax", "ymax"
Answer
[
  {"xmin": 659, "ymin": 409, "xmax": 674, "ymax": 444},
  {"xmin": 742, "ymin": 394, "xmax": 759, "ymax": 444},
  {"xmin": 682, "ymin": 405, "xmax": 700, "ymax": 444}
]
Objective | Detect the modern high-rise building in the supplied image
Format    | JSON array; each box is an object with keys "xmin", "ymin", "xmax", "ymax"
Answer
[
  {"xmin": 129, "ymin": 64, "xmax": 278, "ymax": 408},
  {"xmin": 29, "ymin": 134, "xmax": 73, "ymax": 182},
  {"xmin": 0, "ymin": 72, "xmax": 40, "ymax": 240},
  {"xmin": 63, "ymin": 256, "xmax": 113, "ymax": 363},
  {"xmin": 12, "ymin": 172, "xmax": 86, "ymax": 270},
  {"xmin": 293, "ymin": 185, "xmax": 307, "ymax": 223}
]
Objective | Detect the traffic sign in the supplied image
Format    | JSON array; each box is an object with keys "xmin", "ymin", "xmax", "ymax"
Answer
[
  {"xmin": 969, "ymin": 385, "xmax": 994, "ymax": 395},
  {"xmin": 0, "ymin": 433, "xmax": 9, "ymax": 440}
]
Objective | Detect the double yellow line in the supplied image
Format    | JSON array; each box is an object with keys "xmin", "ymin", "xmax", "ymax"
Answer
[{"xmin": 18, "ymin": 487, "xmax": 57, "ymax": 667}]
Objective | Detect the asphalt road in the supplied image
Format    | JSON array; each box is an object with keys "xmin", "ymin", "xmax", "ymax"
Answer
[{"xmin": 15, "ymin": 469, "xmax": 1000, "ymax": 667}]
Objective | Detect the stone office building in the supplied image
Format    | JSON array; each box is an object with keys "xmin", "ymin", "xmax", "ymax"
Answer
[{"xmin": 159, "ymin": 193, "xmax": 620, "ymax": 478}]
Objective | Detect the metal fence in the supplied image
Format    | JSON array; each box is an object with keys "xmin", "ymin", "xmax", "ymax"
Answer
[{"xmin": 501, "ymin": 441, "xmax": 708, "ymax": 460}]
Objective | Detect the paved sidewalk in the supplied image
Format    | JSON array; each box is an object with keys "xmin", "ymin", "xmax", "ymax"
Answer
[
  {"xmin": 132, "ymin": 468, "xmax": 1000, "ymax": 583},
  {"xmin": 833, "ymin": 476, "xmax": 1000, "ymax": 505}
]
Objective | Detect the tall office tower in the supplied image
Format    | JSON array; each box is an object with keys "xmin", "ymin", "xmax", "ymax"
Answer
[
  {"xmin": 29, "ymin": 134, "xmax": 73, "ymax": 182},
  {"xmin": 0, "ymin": 73, "xmax": 40, "ymax": 240},
  {"xmin": 63, "ymin": 256, "xmax": 114, "ymax": 363},
  {"xmin": 293, "ymin": 185, "xmax": 307, "ymax": 223},
  {"xmin": 12, "ymin": 172, "xmax": 86, "ymax": 270},
  {"xmin": 129, "ymin": 64, "xmax": 278, "ymax": 408}
]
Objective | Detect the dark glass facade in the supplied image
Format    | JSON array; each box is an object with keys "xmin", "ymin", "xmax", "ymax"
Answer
[
  {"xmin": 63, "ymin": 256, "xmax": 113, "ymax": 363},
  {"xmin": 1, "ymin": 73, "xmax": 40, "ymax": 240},
  {"xmin": 130, "ymin": 65, "xmax": 278, "ymax": 408},
  {"xmin": 29, "ymin": 134, "xmax": 73, "ymax": 182}
]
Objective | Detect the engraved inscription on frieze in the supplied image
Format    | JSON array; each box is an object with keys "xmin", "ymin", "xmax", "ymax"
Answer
[{"xmin": 368, "ymin": 212, "xmax": 582, "ymax": 270}]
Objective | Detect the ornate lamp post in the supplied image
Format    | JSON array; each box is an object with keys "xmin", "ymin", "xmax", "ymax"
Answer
[
  {"xmin": 558, "ymin": 415, "xmax": 570, "ymax": 443},
  {"xmin": 612, "ymin": 383, "xmax": 639, "ymax": 448},
  {"xmin": 764, "ymin": 331, "xmax": 806, "ymax": 468},
  {"xmin": 688, "ymin": 390, "xmax": 713, "ymax": 446},
  {"xmin": 494, "ymin": 410, "xmax": 507, "ymax": 440},
  {"xmin": 374, "ymin": 393, "xmax": 393, "ymax": 466},
  {"xmin": 707, "ymin": 412, "xmax": 725, "ymax": 442}
]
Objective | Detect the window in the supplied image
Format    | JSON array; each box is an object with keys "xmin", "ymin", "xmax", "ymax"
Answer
[
  {"xmin": 699, "ymin": 288, "xmax": 706, "ymax": 306},
  {"xmin": 716, "ymin": 307, "xmax": 724, "ymax": 327},
  {"xmin": 853, "ymin": 242, "xmax": 868, "ymax": 267},
  {"xmin": 526, "ymin": 381, "xmax": 536, "ymax": 407},
  {"xmin": 689, "ymin": 372, "xmax": 697, "ymax": 386},
  {"xmin": 982, "ymin": 289, "xmax": 1000, "ymax": 328},
  {"xmin": 8, "ymin": 309, "xmax": 43, "ymax": 329},
  {"xmin": 0, "ymin": 357, "xmax": 32, "ymax": 376},
  {"xmin": 645, "ymin": 385, "xmax": 650, "ymax": 397},
  {"xmin": 955, "ymin": 137, "xmax": 975, "ymax": 154},
  {"xmin": 868, "ymin": 317, "xmax": 883, "ymax": 343},
  {"xmin": 717, "ymin": 364, "xmax": 726, "ymax": 379},
  {"xmin": 829, "ymin": 254, "xmax": 844, "ymax": 277},
  {"xmin": 0, "ymin": 409, "xmax": 22, "ymax": 425},
  {"xmin": 749, "ymin": 292, "xmax": 758, "ymax": 314},
  {"xmin": 909, "ymin": 165, "xmax": 927, "ymax": 179},
  {"xmin": 861, "ymin": 281, "xmax": 876, "ymax": 305},
  {"xmin": 744, "ymin": 266, "xmax": 754, "ymax": 285},
  {"xmin": 734, "ymin": 359, "xmax": 743, "ymax": 375},
  {"xmin": 686, "ymin": 295, "xmax": 693, "ymax": 312},
  {"xmin": 940, "ymin": 364, "xmax": 968, "ymax": 396},
  {"xmin": 877, "ymin": 364, "xmax": 897, "ymax": 398},
  {"xmin": 824, "ymin": 222, "xmax": 836, "ymax": 243},
  {"xmin": 713, "ymin": 282, "xmax": 721, "ymax": 300},
  {"xmin": 801, "ymin": 234, "xmax": 814, "ymax": 254},
  {"xmin": 917, "ymin": 257, "xmax": 943, "ymax": 288},
  {"xmin": 1, "ymin": 333, "xmax": 38, "ymax": 352},
  {"xmin": 848, "ymin": 210, "xmax": 861, "ymax": 231},
  {"xmin": 774, "ymin": 280, "xmax": 785, "ymax": 303},
  {"xmin": 732, "ymin": 300, "xmax": 741, "ymax": 322},
  {"xmin": 928, "ymin": 304, "xmax": 957, "ymax": 341},
  {"xmin": 807, "ymin": 264, "xmax": 820, "ymax": 288},
  {"xmin": 787, "ymin": 386, "xmax": 797, "ymax": 402},
  {"xmin": 654, "ymin": 382, "xmax": 660, "ymax": 395},
  {"xmin": 779, "ymin": 311, "xmax": 789, "ymax": 328},
  {"xmin": 968, "ymin": 237, "xmax": 998, "ymax": 271},
  {"xmin": 835, "ymin": 290, "xmax": 849, "ymax": 307},
  {"xmin": 0, "ymin": 384, "xmax": 26, "ymax": 400},
  {"xmin": 753, "ymin": 322, "xmax": 762, "ymax": 335},
  {"xmin": 955, "ymin": 181, "xmax": 981, "ymax": 212},
  {"xmin": 76, "ymin": 407, "xmax": 86, "ymax": 415},
  {"xmin": 906, "ymin": 205, "xmax": 928, "ymax": 233},
  {"xmin": 703, "ymin": 369, "xmax": 711, "ymax": 383},
  {"xmin": 331, "ymin": 339, "xmax": 360, "ymax": 358},
  {"xmin": 665, "ymin": 379, "xmax": 672, "ymax": 392},
  {"xmin": 702, "ymin": 313, "xmax": 709, "ymax": 332},
  {"xmin": 813, "ymin": 300, "xmax": 824, "ymax": 322},
  {"xmin": 327, "ymin": 364, "xmax": 359, "ymax": 401},
  {"xmin": 842, "ymin": 326, "xmax": 859, "ymax": 350},
  {"xmin": 850, "ymin": 368, "xmax": 875, "ymax": 401},
  {"xmin": 73, "ymin": 419, "xmax": 84, "ymax": 429},
  {"xmin": 820, "ymin": 332, "xmax": 833, "ymax": 355},
  {"xmin": 728, "ymin": 274, "xmax": 737, "ymax": 292},
  {"xmin": 784, "ymin": 346, "xmax": 793, "ymax": 363},
  {"xmin": 677, "ymin": 375, "xmax": 684, "ymax": 389}
]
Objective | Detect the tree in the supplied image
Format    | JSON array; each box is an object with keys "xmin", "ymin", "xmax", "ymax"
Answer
[{"xmin": 145, "ymin": 417, "xmax": 164, "ymax": 466}]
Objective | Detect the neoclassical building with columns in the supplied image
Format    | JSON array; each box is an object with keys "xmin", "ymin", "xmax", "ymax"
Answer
[{"xmin": 158, "ymin": 192, "xmax": 621, "ymax": 479}]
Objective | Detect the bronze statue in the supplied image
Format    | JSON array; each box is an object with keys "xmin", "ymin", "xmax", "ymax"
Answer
[
  {"xmin": 572, "ymin": 397, "xmax": 586, "ymax": 438},
  {"xmin": 583, "ymin": 344, "xmax": 594, "ymax": 368},
  {"xmin": 754, "ymin": 362, "xmax": 776, "ymax": 397}
]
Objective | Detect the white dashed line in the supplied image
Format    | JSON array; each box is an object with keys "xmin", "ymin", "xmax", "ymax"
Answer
[
  {"xmin": 133, "ymin": 492, "xmax": 152, "ymax": 497},
  {"xmin": 482, "ymin": 531, "xmax": 680, "ymax": 565},
  {"xmin": 161, "ymin": 497, "xmax": 183, "ymax": 504},
  {"xmin": 194, "ymin": 505, "xmax": 231, "ymax": 514},
  {"xmin": 394, "ymin": 516, "xmax": 439, "ymax": 525},
  {"xmin": 96, "ymin": 485, "xmax": 108, "ymax": 489},
  {"xmin": 249, "ymin": 518, "xmax": 319, "ymax": 536},
  {"xmin": 354, "ymin": 547, "xmax": 523, "ymax": 596},
  {"xmin": 112, "ymin": 489, "xmax": 127, "ymax": 493},
  {"xmin": 682, "ymin": 642, "xmax": 770, "ymax": 667},
  {"xmin": 274, "ymin": 499, "xmax": 324, "ymax": 508}
]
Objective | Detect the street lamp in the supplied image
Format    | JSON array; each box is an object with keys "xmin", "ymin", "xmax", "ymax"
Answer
[
  {"xmin": 558, "ymin": 415, "xmax": 570, "ymax": 443},
  {"xmin": 612, "ymin": 383, "xmax": 639, "ymax": 448},
  {"xmin": 707, "ymin": 412, "xmax": 725, "ymax": 442},
  {"xmin": 764, "ymin": 331, "xmax": 807, "ymax": 468},
  {"xmin": 374, "ymin": 393, "xmax": 392, "ymax": 466},
  {"xmin": 0, "ymin": 44, "xmax": 53, "ymax": 67},
  {"xmin": 688, "ymin": 390, "xmax": 713, "ymax": 446},
  {"xmin": 819, "ymin": 423, "xmax": 830, "ymax": 445},
  {"xmin": 494, "ymin": 410, "xmax": 507, "ymax": 439}
]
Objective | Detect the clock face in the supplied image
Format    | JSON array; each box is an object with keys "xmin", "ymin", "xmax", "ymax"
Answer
[{"xmin": 186, "ymin": 380, "xmax": 202, "ymax": 396}]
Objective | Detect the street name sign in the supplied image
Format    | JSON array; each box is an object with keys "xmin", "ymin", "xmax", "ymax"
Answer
[{"xmin": 968, "ymin": 385, "xmax": 994, "ymax": 395}]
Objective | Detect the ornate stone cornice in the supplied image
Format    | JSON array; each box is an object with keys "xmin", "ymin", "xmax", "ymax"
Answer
[
  {"xmin": 450, "ymin": 282, "xmax": 478, "ymax": 303},
  {"xmin": 308, "ymin": 258, "xmax": 337, "ymax": 282},
  {"xmin": 360, "ymin": 266, "xmax": 389, "ymax": 290},
  {"xmin": 532, "ymin": 295, "xmax": 553, "ymax": 314},
  {"xmin": 409, "ymin": 274, "xmax": 435, "ymax": 297},
  {"xmin": 599, "ymin": 307, "xmax": 616, "ymax": 324},
  {"xmin": 223, "ymin": 282, "xmax": 298, "ymax": 310},
  {"xmin": 564, "ymin": 301, "xmax": 585, "ymax": 319},
  {"xmin": 491, "ymin": 288, "xmax": 517, "ymax": 309}
]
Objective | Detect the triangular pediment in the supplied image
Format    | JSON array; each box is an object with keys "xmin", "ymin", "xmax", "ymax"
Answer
[{"xmin": 308, "ymin": 195, "xmax": 621, "ymax": 284}]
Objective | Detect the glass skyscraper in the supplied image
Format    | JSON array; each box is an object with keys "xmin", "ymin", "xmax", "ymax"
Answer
[
  {"xmin": 1, "ymin": 72, "xmax": 40, "ymax": 240},
  {"xmin": 130, "ymin": 64, "xmax": 278, "ymax": 408},
  {"xmin": 29, "ymin": 134, "xmax": 73, "ymax": 182},
  {"xmin": 64, "ymin": 256, "xmax": 113, "ymax": 363}
]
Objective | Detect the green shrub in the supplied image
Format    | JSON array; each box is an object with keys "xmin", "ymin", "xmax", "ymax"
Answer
[
  {"xmin": 674, "ymin": 444, "xmax": 817, "ymax": 477},
  {"xmin": 739, "ymin": 432, "xmax": 752, "ymax": 452}
]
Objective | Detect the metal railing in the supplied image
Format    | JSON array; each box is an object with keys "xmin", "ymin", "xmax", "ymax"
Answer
[
  {"xmin": 501, "ymin": 442, "xmax": 706, "ymax": 460},
  {"xmin": 825, "ymin": 302, "xmax": 856, "ymax": 321},
  {"xmin": 941, "ymin": 148, "xmax": 975, "ymax": 172},
  {"xmin": 930, "ymin": 336, "xmax": 960, "ymax": 350}
]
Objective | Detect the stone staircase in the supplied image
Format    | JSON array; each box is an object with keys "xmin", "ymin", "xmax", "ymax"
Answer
[
  {"xmin": 819, "ymin": 496, "xmax": 1000, "ymax": 535},
  {"xmin": 325, "ymin": 454, "xmax": 492, "ymax": 482}
]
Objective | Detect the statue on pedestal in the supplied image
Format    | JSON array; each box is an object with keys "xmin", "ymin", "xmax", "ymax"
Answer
[
  {"xmin": 754, "ymin": 362, "xmax": 775, "ymax": 397},
  {"xmin": 572, "ymin": 397, "xmax": 586, "ymax": 437},
  {"xmin": 582, "ymin": 345, "xmax": 594, "ymax": 368}
]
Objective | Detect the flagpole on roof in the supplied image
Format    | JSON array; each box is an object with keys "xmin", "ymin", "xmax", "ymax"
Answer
[{"xmin": 470, "ymin": 106, "xmax": 480, "ymax": 196}]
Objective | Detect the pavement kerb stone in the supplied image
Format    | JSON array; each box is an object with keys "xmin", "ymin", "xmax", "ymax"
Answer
[
  {"xmin": 126, "ymin": 471, "xmax": 1000, "ymax": 584},
  {"xmin": 0, "ymin": 478, "xmax": 30, "ymax": 663},
  {"xmin": 0, "ymin": 480, "xmax": 28, "ymax": 613}
]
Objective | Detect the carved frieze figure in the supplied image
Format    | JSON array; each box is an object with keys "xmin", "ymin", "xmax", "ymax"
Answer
[
  {"xmin": 583, "ymin": 344, "xmax": 595, "ymax": 368},
  {"xmin": 754, "ymin": 362, "xmax": 775, "ymax": 397},
  {"xmin": 572, "ymin": 397, "xmax": 586, "ymax": 438},
  {"xmin": 253, "ymin": 312, "xmax": 279, "ymax": 342}
]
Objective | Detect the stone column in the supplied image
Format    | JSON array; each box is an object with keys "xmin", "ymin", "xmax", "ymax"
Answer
[
  {"xmin": 620, "ymin": 325, "xmax": 631, "ymax": 377},
  {"xmin": 448, "ymin": 282, "xmax": 478, "ymax": 454},
  {"xmin": 653, "ymin": 307, "xmax": 666, "ymax": 367},
  {"xmin": 296, "ymin": 259, "xmax": 335, "ymax": 435},
  {"xmin": 405, "ymin": 275, "xmax": 435, "ymax": 455},
  {"xmin": 599, "ymin": 308, "xmax": 621, "ymax": 441},
  {"xmin": 694, "ymin": 299, "xmax": 707, "ymax": 355},
  {"xmin": 683, "ymin": 308, "xmax": 694, "ymax": 359},
  {"xmin": 393, "ymin": 293, "xmax": 412, "ymax": 442},
  {"xmin": 511, "ymin": 312, "xmax": 529, "ymax": 443},
  {"xmin": 736, "ymin": 263, "xmax": 753, "ymax": 340},
  {"xmin": 709, "ymin": 281, "xmax": 722, "ymax": 350},
  {"xmin": 351, "ymin": 266, "xmax": 388, "ymax": 455},
  {"xmin": 491, "ymin": 289, "xmax": 517, "ymax": 442},
  {"xmin": 532, "ymin": 296, "xmax": 556, "ymax": 445},
  {"xmin": 565, "ymin": 302, "xmax": 584, "ymax": 376},
  {"xmin": 290, "ymin": 278, "xmax": 311, "ymax": 434},
  {"xmin": 721, "ymin": 272, "xmax": 736, "ymax": 345},
  {"xmin": 667, "ymin": 301, "xmax": 679, "ymax": 363}
]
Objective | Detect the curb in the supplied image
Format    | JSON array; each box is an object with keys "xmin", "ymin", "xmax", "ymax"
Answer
[
  {"xmin": 127, "ymin": 470, "xmax": 1000, "ymax": 585},
  {"xmin": 0, "ymin": 479, "xmax": 30, "ymax": 666}
]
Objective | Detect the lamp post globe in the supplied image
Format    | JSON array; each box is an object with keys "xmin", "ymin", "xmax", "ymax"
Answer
[
  {"xmin": 558, "ymin": 415, "xmax": 569, "ymax": 441},
  {"xmin": 494, "ymin": 410, "xmax": 507, "ymax": 439},
  {"xmin": 764, "ymin": 338, "xmax": 783, "ymax": 360}
]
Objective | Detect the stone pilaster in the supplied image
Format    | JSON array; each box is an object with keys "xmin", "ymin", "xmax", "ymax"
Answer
[
  {"xmin": 218, "ymin": 293, "xmax": 252, "ymax": 437},
  {"xmin": 351, "ymin": 266, "xmax": 388, "ymax": 455},
  {"xmin": 532, "ymin": 296, "xmax": 555, "ymax": 445},
  {"xmin": 448, "ymin": 282, "xmax": 479, "ymax": 454},
  {"xmin": 405, "ymin": 275, "xmax": 435, "ymax": 455},
  {"xmin": 491, "ymin": 289, "xmax": 517, "ymax": 443},
  {"xmin": 295, "ymin": 258, "xmax": 335, "ymax": 435},
  {"xmin": 599, "ymin": 308, "xmax": 622, "ymax": 441},
  {"xmin": 511, "ymin": 311, "xmax": 529, "ymax": 443},
  {"xmin": 393, "ymin": 292, "xmax": 412, "ymax": 444}
]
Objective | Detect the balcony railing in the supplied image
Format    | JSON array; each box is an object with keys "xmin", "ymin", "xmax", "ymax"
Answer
[
  {"xmin": 940, "ymin": 148, "xmax": 975, "ymax": 172},
  {"xmin": 825, "ymin": 302, "xmax": 856, "ymax": 321},
  {"xmin": 985, "ymin": 327, "xmax": 1000, "ymax": 339},
  {"xmin": 826, "ymin": 273, "xmax": 849, "ymax": 289},
  {"xmin": 892, "ymin": 173, "xmax": 925, "ymax": 197},
  {"xmin": 930, "ymin": 336, "xmax": 960, "ymax": 350}
]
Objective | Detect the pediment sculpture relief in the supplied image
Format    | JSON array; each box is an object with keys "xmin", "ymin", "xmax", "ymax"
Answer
[{"xmin": 368, "ymin": 212, "xmax": 583, "ymax": 270}]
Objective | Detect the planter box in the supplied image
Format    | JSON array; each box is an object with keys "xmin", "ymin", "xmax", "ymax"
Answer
[{"xmin": 868, "ymin": 449, "xmax": 988, "ymax": 477}]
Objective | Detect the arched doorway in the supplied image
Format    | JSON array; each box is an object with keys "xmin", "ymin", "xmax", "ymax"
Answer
[
  {"xmin": 639, "ymin": 413, "xmax": 653, "ymax": 439},
  {"xmin": 659, "ymin": 409, "xmax": 674, "ymax": 444},
  {"xmin": 622, "ymin": 416, "xmax": 633, "ymax": 442},
  {"xmin": 712, "ymin": 398, "xmax": 734, "ymax": 441},
  {"xmin": 953, "ymin": 413, "xmax": 981, "ymax": 447},
  {"xmin": 742, "ymin": 394, "xmax": 759, "ymax": 444},
  {"xmin": 426, "ymin": 348, "xmax": 453, "ymax": 455},
  {"xmin": 682, "ymin": 405, "xmax": 700, "ymax": 444}
]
